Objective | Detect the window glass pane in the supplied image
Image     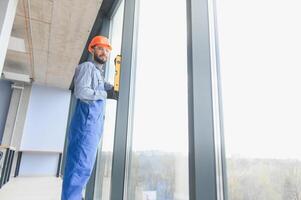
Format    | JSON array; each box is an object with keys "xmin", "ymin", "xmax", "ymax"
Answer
[
  {"xmin": 126, "ymin": 0, "xmax": 189, "ymax": 199},
  {"xmin": 216, "ymin": 0, "xmax": 301, "ymax": 199},
  {"xmin": 94, "ymin": 2, "xmax": 124, "ymax": 199}
]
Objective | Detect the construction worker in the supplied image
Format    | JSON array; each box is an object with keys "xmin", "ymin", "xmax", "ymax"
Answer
[{"xmin": 61, "ymin": 35, "xmax": 117, "ymax": 200}]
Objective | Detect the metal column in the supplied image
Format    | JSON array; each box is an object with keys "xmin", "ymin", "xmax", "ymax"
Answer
[
  {"xmin": 110, "ymin": 0, "xmax": 139, "ymax": 199},
  {"xmin": 186, "ymin": 0, "xmax": 227, "ymax": 199},
  {"xmin": 0, "ymin": 0, "xmax": 19, "ymax": 74}
]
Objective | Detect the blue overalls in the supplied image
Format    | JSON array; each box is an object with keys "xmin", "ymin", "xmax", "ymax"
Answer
[
  {"xmin": 62, "ymin": 99, "xmax": 105, "ymax": 200},
  {"xmin": 61, "ymin": 61, "xmax": 109, "ymax": 200}
]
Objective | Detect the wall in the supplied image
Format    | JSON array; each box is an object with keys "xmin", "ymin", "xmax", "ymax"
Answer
[
  {"xmin": 19, "ymin": 84, "xmax": 71, "ymax": 176},
  {"xmin": 21, "ymin": 84, "xmax": 70, "ymax": 151},
  {"xmin": 19, "ymin": 152, "xmax": 60, "ymax": 176},
  {"xmin": 0, "ymin": 79, "xmax": 12, "ymax": 143}
]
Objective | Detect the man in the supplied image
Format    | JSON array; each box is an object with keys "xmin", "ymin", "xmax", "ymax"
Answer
[{"xmin": 62, "ymin": 35, "xmax": 117, "ymax": 200}]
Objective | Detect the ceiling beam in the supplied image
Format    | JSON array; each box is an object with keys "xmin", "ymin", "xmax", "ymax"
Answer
[
  {"xmin": 0, "ymin": 0, "xmax": 19, "ymax": 76},
  {"xmin": 2, "ymin": 71, "xmax": 31, "ymax": 83}
]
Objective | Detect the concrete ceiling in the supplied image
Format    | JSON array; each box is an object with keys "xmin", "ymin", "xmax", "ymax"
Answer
[{"xmin": 4, "ymin": 0, "xmax": 103, "ymax": 89}]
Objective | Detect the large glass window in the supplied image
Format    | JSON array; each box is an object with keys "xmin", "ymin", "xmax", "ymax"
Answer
[
  {"xmin": 93, "ymin": 1, "xmax": 124, "ymax": 199},
  {"xmin": 126, "ymin": 0, "xmax": 189, "ymax": 199},
  {"xmin": 216, "ymin": 0, "xmax": 301, "ymax": 199}
]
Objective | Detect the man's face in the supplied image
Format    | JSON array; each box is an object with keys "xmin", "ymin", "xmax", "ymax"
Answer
[{"xmin": 93, "ymin": 46, "xmax": 110, "ymax": 64}]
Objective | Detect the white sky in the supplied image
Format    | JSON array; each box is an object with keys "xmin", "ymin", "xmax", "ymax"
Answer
[
  {"xmin": 102, "ymin": 0, "xmax": 188, "ymax": 154},
  {"xmin": 131, "ymin": 0, "xmax": 188, "ymax": 153},
  {"xmin": 216, "ymin": 0, "xmax": 301, "ymax": 159},
  {"xmin": 103, "ymin": 0, "xmax": 301, "ymax": 159}
]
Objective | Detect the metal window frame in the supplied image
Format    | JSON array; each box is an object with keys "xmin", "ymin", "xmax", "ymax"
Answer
[
  {"xmin": 99, "ymin": 0, "xmax": 228, "ymax": 199},
  {"xmin": 186, "ymin": 0, "xmax": 227, "ymax": 199},
  {"xmin": 109, "ymin": 0, "xmax": 139, "ymax": 199},
  {"xmin": 209, "ymin": 0, "xmax": 228, "ymax": 198},
  {"xmin": 65, "ymin": 0, "xmax": 229, "ymax": 199}
]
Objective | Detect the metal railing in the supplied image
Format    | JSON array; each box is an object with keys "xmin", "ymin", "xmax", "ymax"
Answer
[{"xmin": 0, "ymin": 145, "xmax": 16, "ymax": 188}]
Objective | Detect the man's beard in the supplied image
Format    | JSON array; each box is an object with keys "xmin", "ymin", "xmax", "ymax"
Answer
[{"xmin": 94, "ymin": 54, "xmax": 106, "ymax": 64}]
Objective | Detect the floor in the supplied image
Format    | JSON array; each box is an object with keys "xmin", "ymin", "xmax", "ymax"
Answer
[{"xmin": 0, "ymin": 176, "xmax": 62, "ymax": 200}]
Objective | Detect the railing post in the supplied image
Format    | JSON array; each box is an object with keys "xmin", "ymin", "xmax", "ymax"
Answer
[
  {"xmin": 6, "ymin": 149, "xmax": 15, "ymax": 183},
  {"xmin": 56, "ymin": 153, "xmax": 62, "ymax": 178},
  {"xmin": 0, "ymin": 148, "xmax": 9, "ymax": 188},
  {"xmin": 14, "ymin": 151, "xmax": 22, "ymax": 177}
]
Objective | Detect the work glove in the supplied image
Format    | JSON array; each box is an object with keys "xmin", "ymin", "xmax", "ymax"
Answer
[
  {"xmin": 105, "ymin": 82, "xmax": 118, "ymax": 100},
  {"xmin": 107, "ymin": 88, "xmax": 119, "ymax": 100}
]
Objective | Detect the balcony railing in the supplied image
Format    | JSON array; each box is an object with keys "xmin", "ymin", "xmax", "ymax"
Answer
[{"xmin": 0, "ymin": 145, "xmax": 16, "ymax": 188}]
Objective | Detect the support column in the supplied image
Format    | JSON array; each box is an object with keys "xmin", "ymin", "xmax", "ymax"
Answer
[
  {"xmin": 0, "ymin": 0, "xmax": 19, "ymax": 75},
  {"xmin": 110, "ymin": 0, "xmax": 139, "ymax": 199},
  {"xmin": 2, "ymin": 83, "xmax": 31, "ymax": 150},
  {"xmin": 186, "ymin": 0, "xmax": 227, "ymax": 199}
]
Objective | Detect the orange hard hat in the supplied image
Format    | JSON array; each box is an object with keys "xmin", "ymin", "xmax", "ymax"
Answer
[{"xmin": 88, "ymin": 35, "xmax": 112, "ymax": 53}]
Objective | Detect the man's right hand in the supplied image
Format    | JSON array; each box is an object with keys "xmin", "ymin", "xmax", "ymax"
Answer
[{"xmin": 107, "ymin": 89, "xmax": 119, "ymax": 100}]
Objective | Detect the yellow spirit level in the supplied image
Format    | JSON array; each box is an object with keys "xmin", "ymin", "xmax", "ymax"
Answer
[{"xmin": 114, "ymin": 55, "xmax": 121, "ymax": 92}]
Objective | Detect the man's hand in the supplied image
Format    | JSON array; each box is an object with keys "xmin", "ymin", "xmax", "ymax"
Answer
[
  {"xmin": 105, "ymin": 82, "xmax": 118, "ymax": 100},
  {"xmin": 107, "ymin": 88, "xmax": 119, "ymax": 100}
]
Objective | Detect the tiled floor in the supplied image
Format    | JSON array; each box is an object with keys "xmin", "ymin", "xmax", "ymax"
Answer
[{"xmin": 0, "ymin": 176, "xmax": 62, "ymax": 200}]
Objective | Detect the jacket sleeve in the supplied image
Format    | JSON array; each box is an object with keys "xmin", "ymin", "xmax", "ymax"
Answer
[{"xmin": 74, "ymin": 63, "xmax": 107, "ymax": 100}]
